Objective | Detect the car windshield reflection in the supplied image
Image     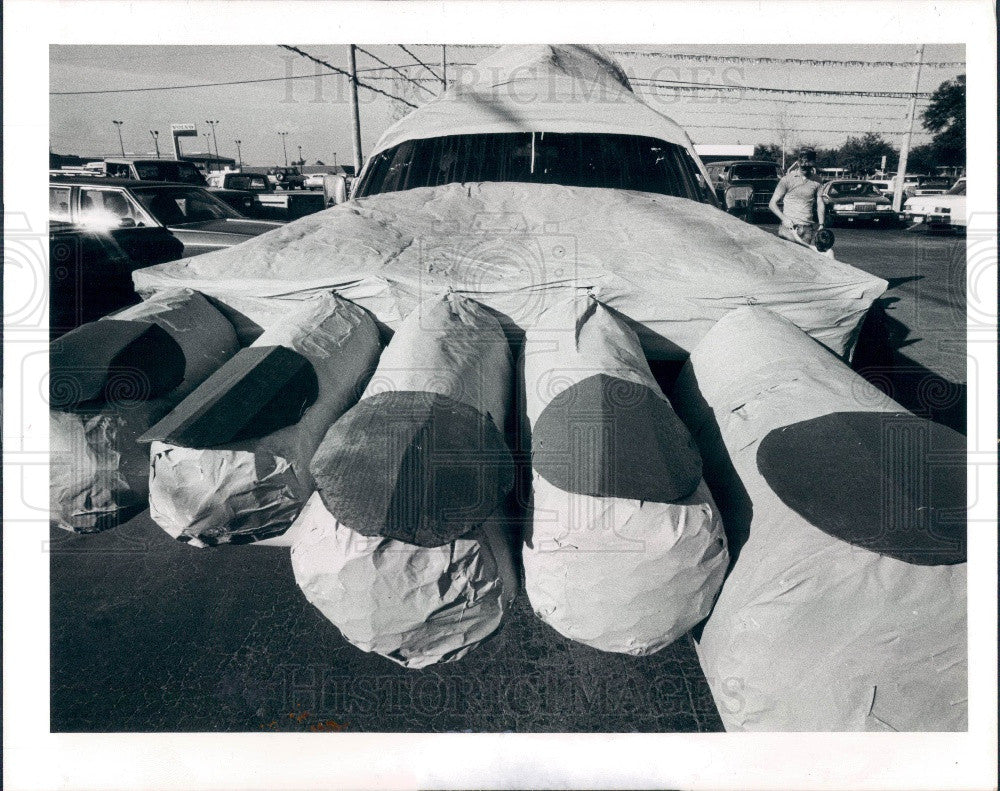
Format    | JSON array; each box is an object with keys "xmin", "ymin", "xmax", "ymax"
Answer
[{"xmin": 132, "ymin": 187, "xmax": 242, "ymax": 225}]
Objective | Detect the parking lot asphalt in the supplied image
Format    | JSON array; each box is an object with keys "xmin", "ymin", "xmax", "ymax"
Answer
[{"xmin": 50, "ymin": 223, "xmax": 967, "ymax": 733}]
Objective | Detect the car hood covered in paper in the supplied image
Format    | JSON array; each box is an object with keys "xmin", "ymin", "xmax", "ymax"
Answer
[{"xmin": 134, "ymin": 180, "xmax": 887, "ymax": 360}]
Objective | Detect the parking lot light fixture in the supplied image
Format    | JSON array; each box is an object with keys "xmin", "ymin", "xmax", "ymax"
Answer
[
  {"xmin": 279, "ymin": 131, "xmax": 289, "ymax": 167},
  {"xmin": 112, "ymin": 120, "xmax": 125, "ymax": 156}
]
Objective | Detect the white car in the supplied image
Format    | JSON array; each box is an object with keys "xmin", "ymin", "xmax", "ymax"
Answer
[
  {"xmin": 303, "ymin": 173, "xmax": 327, "ymax": 190},
  {"xmin": 903, "ymin": 177, "xmax": 966, "ymax": 229}
]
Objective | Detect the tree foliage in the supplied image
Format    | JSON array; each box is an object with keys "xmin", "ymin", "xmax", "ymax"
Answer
[
  {"xmin": 921, "ymin": 74, "xmax": 965, "ymax": 166},
  {"xmin": 837, "ymin": 132, "xmax": 897, "ymax": 176}
]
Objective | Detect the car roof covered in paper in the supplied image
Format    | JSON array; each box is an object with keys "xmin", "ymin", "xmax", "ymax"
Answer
[{"xmin": 367, "ymin": 44, "xmax": 694, "ymax": 158}]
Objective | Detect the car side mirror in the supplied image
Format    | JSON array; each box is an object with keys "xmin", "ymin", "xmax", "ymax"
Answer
[{"xmin": 118, "ymin": 217, "xmax": 136, "ymax": 228}]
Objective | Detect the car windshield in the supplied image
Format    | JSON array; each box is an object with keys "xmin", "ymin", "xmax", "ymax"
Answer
[
  {"xmin": 132, "ymin": 186, "xmax": 242, "ymax": 225},
  {"xmin": 946, "ymin": 180, "xmax": 966, "ymax": 195},
  {"xmin": 729, "ymin": 162, "xmax": 780, "ymax": 181},
  {"xmin": 132, "ymin": 161, "xmax": 207, "ymax": 185},
  {"xmin": 828, "ymin": 182, "xmax": 878, "ymax": 198},
  {"xmin": 918, "ymin": 178, "xmax": 951, "ymax": 188},
  {"xmin": 354, "ymin": 132, "xmax": 716, "ymax": 204}
]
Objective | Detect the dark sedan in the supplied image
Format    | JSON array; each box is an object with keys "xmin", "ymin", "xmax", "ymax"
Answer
[
  {"xmin": 49, "ymin": 220, "xmax": 184, "ymax": 338},
  {"xmin": 50, "ymin": 177, "xmax": 282, "ymax": 257},
  {"xmin": 821, "ymin": 180, "xmax": 901, "ymax": 226}
]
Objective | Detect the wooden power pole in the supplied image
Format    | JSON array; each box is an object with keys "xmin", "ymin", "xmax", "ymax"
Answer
[
  {"xmin": 893, "ymin": 44, "xmax": 925, "ymax": 213},
  {"xmin": 441, "ymin": 45, "xmax": 448, "ymax": 89},
  {"xmin": 349, "ymin": 45, "xmax": 363, "ymax": 176}
]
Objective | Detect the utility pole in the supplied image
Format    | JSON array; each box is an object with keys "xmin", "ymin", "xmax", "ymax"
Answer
[
  {"xmin": 893, "ymin": 44, "xmax": 925, "ymax": 213},
  {"xmin": 349, "ymin": 45, "xmax": 363, "ymax": 175},
  {"xmin": 441, "ymin": 45, "xmax": 448, "ymax": 89},
  {"xmin": 234, "ymin": 139, "xmax": 243, "ymax": 169},
  {"xmin": 149, "ymin": 129, "xmax": 160, "ymax": 158},
  {"xmin": 112, "ymin": 120, "xmax": 125, "ymax": 156},
  {"xmin": 298, "ymin": 145, "xmax": 303, "ymax": 168},
  {"xmin": 279, "ymin": 131, "xmax": 289, "ymax": 166},
  {"xmin": 205, "ymin": 120, "xmax": 220, "ymax": 160},
  {"xmin": 333, "ymin": 151, "xmax": 337, "ymax": 168}
]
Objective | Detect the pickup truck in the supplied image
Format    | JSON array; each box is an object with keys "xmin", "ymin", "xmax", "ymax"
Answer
[{"xmin": 206, "ymin": 171, "xmax": 326, "ymax": 221}]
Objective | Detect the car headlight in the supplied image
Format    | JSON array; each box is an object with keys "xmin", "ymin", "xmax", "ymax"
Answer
[
  {"xmin": 876, "ymin": 205, "xmax": 890, "ymax": 211},
  {"xmin": 838, "ymin": 203, "xmax": 855, "ymax": 211}
]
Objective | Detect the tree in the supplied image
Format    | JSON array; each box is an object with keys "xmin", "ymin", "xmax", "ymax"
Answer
[
  {"xmin": 838, "ymin": 132, "xmax": 897, "ymax": 176},
  {"xmin": 905, "ymin": 143, "xmax": 938, "ymax": 175},
  {"xmin": 922, "ymin": 74, "xmax": 965, "ymax": 167},
  {"xmin": 753, "ymin": 143, "xmax": 783, "ymax": 162},
  {"xmin": 315, "ymin": 159, "xmax": 326, "ymax": 166}
]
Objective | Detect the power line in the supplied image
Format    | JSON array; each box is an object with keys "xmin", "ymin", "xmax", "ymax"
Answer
[
  {"xmin": 279, "ymin": 44, "xmax": 418, "ymax": 108},
  {"xmin": 49, "ymin": 63, "xmax": 437, "ymax": 96},
  {"xmin": 355, "ymin": 45, "xmax": 437, "ymax": 96},
  {"xmin": 422, "ymin": 43, "xmax": 963, "ymax": 69},
  {"xmin": 631, "ymin": 77, "xmax": 933, "ymax": 99},
  {"xmin": 398, "ymin": 44, "xmax": 442, "ymax": 82}
]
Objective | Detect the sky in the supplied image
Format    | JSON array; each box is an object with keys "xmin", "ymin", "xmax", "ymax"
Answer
[{"xmin": 49, "ymin": 43, "xmax": 965, "ymax": 166}]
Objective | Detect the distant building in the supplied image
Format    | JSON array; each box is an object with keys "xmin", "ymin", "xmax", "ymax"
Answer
[
  {"xmin": 181, "ymin": 153, "xmax": 237, "ymax": 172},
  {"xmin": 694, "ymin": 144, "xmax": 755, "ymax": 164}
]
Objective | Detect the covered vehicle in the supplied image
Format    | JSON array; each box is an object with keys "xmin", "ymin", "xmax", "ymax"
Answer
[
  {"xmin": 821, "ymin": 179, "xmax": 899, "ymax": 226},
  {"xmin": 903, "ymin": 177, "xmax": 966, "ymax": 230},
  {"xmin": 133, "ymin": 45, "xmax": 886, "ymax": 363}
]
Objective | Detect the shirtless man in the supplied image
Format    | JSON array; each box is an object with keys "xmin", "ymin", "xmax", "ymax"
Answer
[{"xmin": 769, "ymin": 149, "xmax": 826, "ymax": 247}]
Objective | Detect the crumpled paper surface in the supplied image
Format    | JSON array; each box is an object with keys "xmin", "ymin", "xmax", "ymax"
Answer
[
  {"xmin": 133, "ymin": 180, "xmax": 887, "ymax": 360},
  {"xmin": 526, "ymin": 475, "xmax": 727, "ymax": 654},
  {"xmin": 148, "ymin": 293, "xmax": 380, "ymax": 547},
  {"xmin": 290, "ymin": 492, "xmax": 517, "ymax": 668},
  {"xmin": 673, "ymin": 306, "xmax": 967, "ymax": 731},
  {"xmin": 50, "ymin": 400, "xmax": 172, "ymax": 532},
  {"xmin": 522, "ymin": 296, "xmax": 728, "ymax": 654},
  {"xmin": 50, "ymin": 290, "xmax": 240, "ymax": 532}
]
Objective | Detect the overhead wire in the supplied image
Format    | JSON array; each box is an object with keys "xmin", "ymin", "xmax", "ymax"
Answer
[
  {"xmin": 354, "ymin": 45, "xmax": 437, "ymax": 96},
  {"xmin": 49, "ymin": 63, "xmax": 439, "ymax": 96},
  {"xmin": 397, "ymin": 44, "xmax": 443, "ymax": 83},
  {"xmin": 278, "ymin": 44, "xmax": 418, "ymax": 108}
]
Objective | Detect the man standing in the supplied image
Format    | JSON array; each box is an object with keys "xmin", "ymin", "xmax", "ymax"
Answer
[{"xmin": 769, "ymin": 149, "xmax": 826, "ymax": 247}]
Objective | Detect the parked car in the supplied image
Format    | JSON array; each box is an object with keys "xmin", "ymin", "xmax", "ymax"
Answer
[
  {"xmin": 49, "ymin": 220, "xmax": 184, "ymax": 338},
  {"xmin": 909, "ymin": 176, "xmax": 953, "ymax": 197},
  {"xmin": 207, "ymin": 171, "xmax": 326, "ymax": 220},
  {"xmin": 102, "ymin": 157, "xmax": 209, "ymax": 186},
  {"xmin": 903, "ymin": 177, "xmax": 966, "ymax": 231},
  {"xmin": 50, "ymin": 177, "xmax": 282, "ymax": 257},
  {"xmin": 267, "ymin": 166, "xmax": 306, "ymax": 190},
  {"xmin": 303, "ymin": 172, "xmax": 327, "ymax": 190},
  {"xmin": 704, "ymin": 160, "xmax": 781, "ymax": 221},
  {"xmin": 821, "ymin": 180, "xmax": 899, "ymax": 226}
]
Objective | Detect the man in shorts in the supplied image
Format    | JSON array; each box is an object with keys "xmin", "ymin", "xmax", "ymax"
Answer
[{"xmin": 769, "ymin": 149, "xmax": 826, "ymax": 247}]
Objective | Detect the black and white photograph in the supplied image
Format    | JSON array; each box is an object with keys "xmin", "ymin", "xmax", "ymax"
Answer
[{"xmin": 2, "ymin": 1, "xmax": 997, "ymax": 789}]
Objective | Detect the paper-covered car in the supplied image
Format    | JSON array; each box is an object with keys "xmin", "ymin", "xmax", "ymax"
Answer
[{"xmin": 48, "ymin": 47, "xmax": 969, "ymax": 724}]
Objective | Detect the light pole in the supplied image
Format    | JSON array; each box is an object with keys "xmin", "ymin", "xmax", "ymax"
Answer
[
  {"xmin": 234, "ymin": 139, "xmax": 243, "ymax": 169},
  {"xmin": 149, "ymin": 129, "xmax": 160, "ymax": 158},
  {"xmin": 332, "ymin": 152, "xmax": 337, "ymax": 168},
  {"xmin": 112, "ymin": 120, "xmax": 125, "ymax": 156},
  {"xmin": 203, "ymin": 133, "xmax": 213, "ymax": 170},
  {"xmin": 278, "ymin": 131, "xmax": 289, "ymax": 167},
  {"xmin": 297, "ymin": 145, "xmax": 303, "ymax": 169},
  {"xmin": 205, "ymin": 120, "xmax": 220, "ymax": 160}
]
